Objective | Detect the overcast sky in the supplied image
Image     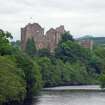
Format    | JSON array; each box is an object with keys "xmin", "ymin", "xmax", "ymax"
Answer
[{"xmin": 0, "ymin": 0, "xmax": 105, "ymax": 40}]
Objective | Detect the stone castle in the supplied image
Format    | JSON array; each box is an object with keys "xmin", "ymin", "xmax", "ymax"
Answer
[
  {"xmin": 21, "ymin": 23, "xmax": 65, "ymax": 52},
  {"xmin": 79, "ymin": 40, "xmax": 93, "ymax": 50}
]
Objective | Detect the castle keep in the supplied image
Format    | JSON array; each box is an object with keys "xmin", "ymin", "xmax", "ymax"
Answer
[{"xmin": 21, "ymin": 23, "xmax": 65, "ymax": 52}]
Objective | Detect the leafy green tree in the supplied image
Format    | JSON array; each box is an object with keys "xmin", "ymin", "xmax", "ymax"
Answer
[
  {"xmin": 99, "ymin": 74, "xmax": 105, "ymax": 88},
  {"xmin": 35, "ymin": 57, "xmax": 61, "ymax": 87},
  {"xmin": 0, "ymin": 29, "xmax": 43, "ymax": 105},
  {"xmin": 55, "ymin": 40, "xmax": 91, "ymax": 63},
  {"xmin": 0, "ymin": 29, "xmax": 13, "ymax": 55},
  {"xmin": 89, "ymin": 55, "xmax": 104, "ymax": 74},
  {"xmin": 59, "ymin": 31, "xmax": 74, "ymax": 44},
  {"xmin": 37, "ymin": 48, "xmax": 51, "ymax": 57},
  {"xmin": 36, "ymin": 57, "xmax": 53, "ymax": 87},
  {"xmin": 0, "ymin": 56, "xmax": 26, "ymax": 105},
  {"xmin": 69, "ymin": 62, "xmax": 93, "ymax": 84},
  {"xmin": 25, "ymin": 38, "xmax": 36, "ymax": 57},
  {"xmin": 94, "ymin": 47, "xmax": 105, "ymax": 62},
  {"xmin": 11, "ymin": 40, "xmax": 21, "ymax": 48},
  {"xmin": 93, "ymin": 47, "xmax": 105, "ymax": 88},
  {"xmin": 14, "ymin": 52, "xmax": 42, "ymax": 97}
]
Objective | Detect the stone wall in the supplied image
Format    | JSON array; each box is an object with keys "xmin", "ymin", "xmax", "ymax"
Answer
[
  {"xmin": 79, "ymin": 40, "xmax": 93, "ymax": 50},
  {"xmin": 21, "ymin": 23, "xmax": 65, "ymax": 52}
]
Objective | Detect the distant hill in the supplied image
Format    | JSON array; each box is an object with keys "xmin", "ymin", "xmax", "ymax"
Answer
[{"xmin": 77, "ymin": 35, "xmax": 105, "ymax": 45}]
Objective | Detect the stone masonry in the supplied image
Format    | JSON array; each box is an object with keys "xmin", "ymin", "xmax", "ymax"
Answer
[
  {"xmin": 21, "ymin": 23, "xmax": 65, "ymax": 52},
  {"xmin": 79, "ymin": 40, "xmax": 93, "ymax": 50}
]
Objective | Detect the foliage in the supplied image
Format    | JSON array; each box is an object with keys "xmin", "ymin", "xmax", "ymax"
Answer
[
  {"xmin": 25, "ymin": 38, "xmax": 36, "ymax": 56},
  {"xmin": 89, "ymin": 55, "xmax": 104, "ymax": 74},
  {"xmin": 93, "ymin": 47, "xmax": 105, "ymax": 61},
  {"xmin": 0, "ymin": 56, "xmax": 26, "ymax": 105},
  {"xmin": 35, "ymin": 57, "xmax": 54, "ymax": 87},
  {"xmin": 37, "ymin": 48, "xmax": 51, "ymax": 57},
  {"xmin": 59, "ymin": 31, "xmax": 74, "ymax": 43},
  {"xmin": 67, "ymin": 62, "xmax": 96, "ymax": 84},
  {"xmin": 99, "ymin": 74, "xmax": 105, "ymax": 88},
  {"xmin": 0, "ymin": 29, "xmax": 13, "ymax": 55},
  {"xmin": 93, "ymin": 47, "xmax": 105, "ymax": 88},
  {"xmin": 14, "ymin": 52, "xmax": 42, "ymax": 97},
  {"xmin": 0, "ymin": 29, "xmax": 42, "ymax": 105},
  {"xmin": 35, "ymin": 56, "xmax": 96, "ymax": 87},
  {"xmin": 11, "ymin": 40, "xmax": 21, "ymax": 48},
  {"xmin": 55, "ymin": 40, "xmax": 91, "ymax": 63}
]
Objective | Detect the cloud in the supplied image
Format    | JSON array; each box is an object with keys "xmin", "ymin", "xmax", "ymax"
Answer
[{"xmin": 0, "ymin": 0, "xmax": 105, "ymax": 40}]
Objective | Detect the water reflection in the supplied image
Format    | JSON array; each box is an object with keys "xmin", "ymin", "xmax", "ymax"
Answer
[
  {"xmin": 23, "ymin": 97, "xmax": 39, "ymax": 105},
  {"xmin": 24, "ymin": 86, "xmax": 105, "ymax": 105}
]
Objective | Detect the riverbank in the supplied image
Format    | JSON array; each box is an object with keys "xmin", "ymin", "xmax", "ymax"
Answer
[{"xmin": 43, "ymin": 85, "xmax": 104, "ymax": 91}]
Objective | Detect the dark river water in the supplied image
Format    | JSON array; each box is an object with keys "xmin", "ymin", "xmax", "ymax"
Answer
[{"xmin": 25, "ymin": 85, "xmax": 105, "ymax": 105}]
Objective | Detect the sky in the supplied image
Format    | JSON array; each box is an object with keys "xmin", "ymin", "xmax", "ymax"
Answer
[{"xmin": 0, "ymin": 0, "xmax": 105, "ymax": 40}]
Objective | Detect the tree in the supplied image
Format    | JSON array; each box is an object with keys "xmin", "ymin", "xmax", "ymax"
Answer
[
  {"xmin": 93, "ymin": 47, "xmax": 105, "ymax": 61},
  {"xmin": 11, "ymin": 40, "xmax": 21, "ymax": 48},
  {"xmin": 0, "ymin": 29, "xmax": 43, "ymax": 104},
  {"xmin": 89, "ymin": 55, "xmax": 104, "ymax": 74},
  {"xmin": 55, "ymin": 40, "xmax": 91, "ymax": 63},
  {"xmin": 0, "ymin": 56, "xmax": 26, "ymax": 105},
  {"xmin": 37, "ymin": 48, "xmax": 51, "ymax": 57},
  {"xmin": 25, "ymin": 38, "xmax": 36, "ymax": 57},
  {"xmin": 0, "ymin": 29, "xmax": 13, "ymax": 55},
  {"xmin": 36, "ymin": 57, "xmax": 53, "ymax": 87},
  {"xmin": 59, "ymin": 31, "xmax": 74, "ymax": 44},
  {"xmin": 99, "ymin": 74, "xmax": 105, "ymax": 88},
  {"xmin": 14, "ymin": 52, "xmax": 42, "ymax": 97},
  {"xmin": 93, "ymin": 47, "xmax": 105, "ymax": 88}
]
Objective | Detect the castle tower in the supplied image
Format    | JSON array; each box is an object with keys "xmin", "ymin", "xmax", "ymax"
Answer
[
  {"xmin": 21, "ymin": 23, "xmax": 45, "ymax": 50},
  {"xmin": 56, "ymin": 25, "xmax": 65, "ymax": 44},
  {"xmin": 21, "ymin": 23, "xmax": 65, "ymax": 52}
]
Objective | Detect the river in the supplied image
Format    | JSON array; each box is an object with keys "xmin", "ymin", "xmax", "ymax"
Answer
[{"xmin": 25, "ymin": 85, "xmax": 105, "ymax": 105}]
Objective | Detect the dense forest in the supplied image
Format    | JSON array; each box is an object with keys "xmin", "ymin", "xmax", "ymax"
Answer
[{"xmin": 0, "ymin": 29, "xmax": 105, "ymax": 105}]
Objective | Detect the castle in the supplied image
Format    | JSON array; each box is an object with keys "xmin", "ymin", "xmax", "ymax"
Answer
[
  {"xmin": 21, "ymin": 23, "xmax": 65, "ymax": 52},
  {"xmin": 79, "ymin": 40, "xmax": 93, "ymax": 50}
]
